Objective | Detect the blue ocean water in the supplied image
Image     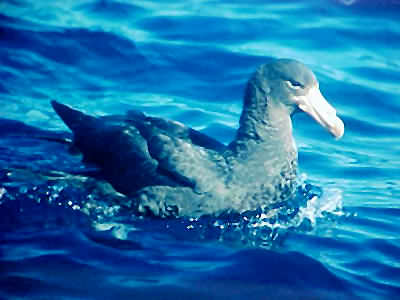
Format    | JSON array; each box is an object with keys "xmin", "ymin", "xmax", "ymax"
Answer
[{"xmin": 1, "ymin": 0, "xmax": 400, "ymax": 299}]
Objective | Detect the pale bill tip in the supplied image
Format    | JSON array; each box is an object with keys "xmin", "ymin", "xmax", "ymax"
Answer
[{"xmin": 330, "ymin": 116, "xmax": 345, "ymax": 139}]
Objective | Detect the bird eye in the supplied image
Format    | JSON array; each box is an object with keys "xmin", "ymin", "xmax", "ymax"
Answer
[{"xmin": 286, "ymin": 80, "xmax": 303, "ymax": 89}]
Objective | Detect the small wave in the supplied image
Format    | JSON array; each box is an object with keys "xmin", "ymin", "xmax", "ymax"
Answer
[
  {"xmin": 166, "ymin": 173, "xmax": 345, "ymax": 248},
  {"xmin": 0, "ymin": 168, "xmax": 345, "ymax": 250},
  {"xmin": 77, "ymin": 0, "xmax": 147, "ymax": 19}
]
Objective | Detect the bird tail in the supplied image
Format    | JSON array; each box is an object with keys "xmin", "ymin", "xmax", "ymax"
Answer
[{"xmin": 51, "ymin": 100, "xmax": 98, "ymax": 133}]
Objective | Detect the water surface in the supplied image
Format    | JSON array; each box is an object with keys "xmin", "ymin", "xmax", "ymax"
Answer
[{"xmin": 1, "ymin": 0, "xmax": 400, "ymax": 299}]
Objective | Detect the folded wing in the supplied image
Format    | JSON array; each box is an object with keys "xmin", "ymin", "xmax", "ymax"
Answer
[{"xmin": 51, "ymin": 101, "xmax": 226, "ymax": 196}]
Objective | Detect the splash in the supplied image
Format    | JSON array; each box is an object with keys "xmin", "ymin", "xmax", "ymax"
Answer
[
  {"xmin": 150, "ymin": 173, "xmax": 345, "ymax": 248},
  {"xmin": 0, "ymin": 168, "xmax": 344, "ymax": 249},
  {"xmin": 0, "ymin": 168, "xmax": 124, "ymax": 230}
]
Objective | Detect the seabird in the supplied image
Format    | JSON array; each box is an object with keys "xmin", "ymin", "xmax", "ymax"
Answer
[{"xmin": 51, "ymin": 59, "xmax": 344, "ymax": 217}]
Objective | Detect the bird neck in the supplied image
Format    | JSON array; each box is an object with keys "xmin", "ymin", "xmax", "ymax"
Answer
[
  {"xmin": 228, "ymin": 87, "xmax": 297, "ymax": 161},
  {"xmin": 223, "ymin": 94, "xmax": 298, "ymax": 208}
]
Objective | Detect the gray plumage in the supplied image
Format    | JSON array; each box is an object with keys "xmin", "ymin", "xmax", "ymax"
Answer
[{"xmin": 51, "ymin": 59, "xmax": 344, "ymax": 217}]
